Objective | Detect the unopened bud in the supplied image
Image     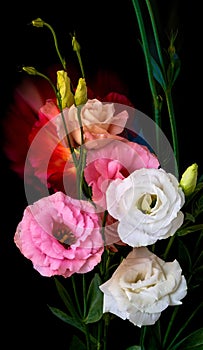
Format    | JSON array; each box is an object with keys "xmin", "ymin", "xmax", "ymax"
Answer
[
  {"xmin": 180, "ymin": 163, "xmax": 198, "ymax": 196},
  {"xmin": 72, "ymin": 35, "xmax": 80, "ymax": 52},
  {"xmin": 74, "ymin": 78, "xmax": 87, "ymax": 106},
  {"xmin": 22, "ymin": 66, "xmax": 38, "ymax": 75},
  {"xmin": 32, "ymin": 18, "xmax": 44, "ymax": 28},
  {"xmin": 57, "ymin": 70, "xmax": 74, "ymax": 108}
]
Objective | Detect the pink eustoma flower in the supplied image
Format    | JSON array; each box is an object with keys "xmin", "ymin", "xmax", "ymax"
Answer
[
  {"xmin": 14, "ymin": 191, "xmax": 104, "ymax": 277},
  {"xmin": 84, "ymin": 137, "xmax": 160, "ymax": 209}
]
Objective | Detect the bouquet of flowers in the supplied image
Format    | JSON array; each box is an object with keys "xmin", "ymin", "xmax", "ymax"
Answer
[{"xmin": 2, "ymin": 1, "xmax": 203, "ymax": 349}]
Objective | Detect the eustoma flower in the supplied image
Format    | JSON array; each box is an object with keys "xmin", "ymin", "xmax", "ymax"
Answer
[
  {"xmin": 84, "ymin": 137, "xmax": 160, "ymax": 209},
  {"xmin": 56, "ymin": 98, "xmax": 129, "ymax": 146},
  {"xmin": 106, "ymin": 167, "xmax": 185, "ymax": 247},
  {"xmin": 99, "ymin": 246, "xmax": 187, "ymax": 327},
  {"xmin": 14, "ymin": 191, "xmax": 104, "ymax": 277}
]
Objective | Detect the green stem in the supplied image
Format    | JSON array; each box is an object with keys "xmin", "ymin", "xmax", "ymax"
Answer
[
  {"xmin": 72, "ymin": 34, "xmax": 85, "ymax": 78},
  {"xmin": 140, "ymin": 325, "xmax": 147, "ymax": 349},
  {"xmin": 103, "ymin": 314, "xmax": 110, "ymax": 350},
  {"xmin": 131, "ymin": 0, "xmax": 162, "ymax": 154},
  {"xmin": 145, "ymin": 0, "xmax": 179, "ymax": 171},
  {"xmin": 76, "ymin": 50, "xmax": 85, "ymax": 79},
  {"xmin": 75, "ymin": 106, "xmax": 87, "ymax": 199},
  {"xmin": 163, "ymin": 235, "xmax": 175, "ymax": 260},
  {"xmin": 162, "ymin": 306, "xmax": 179, "ymax": 348},
  {"xmin": 82, "ymin": 274, "xmax": 87, "ymax": 317},
  {"xmin": 145, "ymin": 0, "xmax": 165, "ymax": 75},
  {"xmin": 57, "ymin": 95, "xmax": 78, "ymax": 170},
  {"xmin": 165, "ymin": 91, "xmax": 179, "ymax": 174},
  {"xmin": 71, "ymin": 275, "xmax": 82, "ymax": 317},
  {"xmin": 131, "ymin": 0, "xmax": 159, "ymax": 111},
  {"xmin": 97, "ymin": 320, "xmax": 102, "ymax": 350},
  {"xmin": 60, "ymin": 107, "xmax": 77, "ymax": 161},
  {"xmin": 101, "ymin": 210, "xmax": 108, "ymax": 247},
  {"xmin": 84, "ymin": 325, "xmax": 91, "ymax": 350},
  {"xmin": 43, "ymin": 21, "xmax": 66, "ymax": 70}
]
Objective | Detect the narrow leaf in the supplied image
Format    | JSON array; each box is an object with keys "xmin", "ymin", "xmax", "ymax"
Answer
[
  {"xmin": 54, "ymin": 277, "xmax": 79, "ymax": 318},
  {"xmin": 177, "ymin": 224, "xmax": 203, "ymax": 236},
  {"xmin": 150, "ymin": 55, "xmax": 166, "ymax": 89},
  {"xmin": 170, "ymin": 328, "xmax": 203, "ymax": 350},
  {"xmin": 85, "ymin": 273, "xmax": 103, "ymax": 324},
  {"xmin": 177, "ymin": 238, "xmax": 192, "ymax": 272},
  {"xmin": 69, "ymin": 335, "xmax": 86, "ymax": 350},
  {"xmin": 191, "ymin": 265, "xmax": 203, "ymax": 283},
  {"xmin": 48, "ymin": 306, "xmax": 85, "ymax": 333}
]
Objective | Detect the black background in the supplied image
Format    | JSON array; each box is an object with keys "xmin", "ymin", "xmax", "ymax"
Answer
[{"xmin": 0, "ymin": 0, "xmax": 202, "ymax": 348}]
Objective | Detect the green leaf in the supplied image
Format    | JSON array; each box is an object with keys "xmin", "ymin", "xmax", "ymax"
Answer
[
  {"xmin": 125, "ymin": 346, "xmax": 142, "ymax": 350},
  {"xmin": 177, "ymin": 238, "xmax": 192, "ymax": 272},
  {"xmin": 167, "ymin": 53, "xmax": 181, "ymax": 88},
  {"xmin": 141, "ymin": 323, "xmax": 161, "ymax": 349},
  {"xmin": 85, "ymin": 273, "xmax": 103, "ymax": 324},
  {"xmin": 48, "ymin": 306, "xmax": 85, "ymax": 333},
  {"xmin": 166, "ymin": 303, "xmax": 203, "ymax": 349},
  {"xmin": 177, "ymin": 224, "xmax": 203, "ymax": 236},
  {"xmin": 184, "ymin": 212, "xmax": 195, "ymax": 223},
  {"xmin": 193, "ymin": 196, "xmax": 203, "ymax": 218},
  {"xmin": 54, "ymin": 277, "xmax": 80, "ymax": 318},
  {"xmin": 191, "ymin": 265, "xmax": 203, "ymax": 283},
  {"xmin": 69, "ymin": 335, "xmax": 86, "ymax": 350},
  {"xmin": 170, "ymin": 328, "xmax": 203, "ymax": 350},
  {"xmin": 150, "ymin": 55, "xmax": 166, "ymax": 90}
]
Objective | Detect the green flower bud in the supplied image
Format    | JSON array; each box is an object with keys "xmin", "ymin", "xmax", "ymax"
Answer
[
  {"xmin": 74, "ymin": 78, "xmax": 87, "ymax": 106},
  {"xmin": 57, "ymin": 70, "xmax": 74, "ymax": 108},
  {"xmin": 22, "ymin": 66, "xmax": 38, "ymax": 75},
  {"xmin": 179, "ymin": 163, "xmax": 198, "ymax": 196},
  {"xmin": 72, "ymin": 35, "xmax": 80, "ymax": 52},
  {"xmin": 32, "ymin": 18, "xmax": 44, "ymax": 28}
]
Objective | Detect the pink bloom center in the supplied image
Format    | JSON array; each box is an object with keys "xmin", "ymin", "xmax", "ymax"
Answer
[{"xmin": 52, "ymin": 221, "xmax": 77, "ymax": 247}]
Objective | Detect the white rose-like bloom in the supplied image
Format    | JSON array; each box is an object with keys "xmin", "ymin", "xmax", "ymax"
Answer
[
  {"xmin": 106, "ymin": 168, "xmax": 185, "ymax": 247},
  {"xmin": 99, "ymin": 247, "xmax": 187, "ymax": 327}
]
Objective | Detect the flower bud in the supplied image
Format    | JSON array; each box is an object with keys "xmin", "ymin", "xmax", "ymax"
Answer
[
  {"xmin": 22, "ymin": 66, "xmax": 38, "ymax": 75},
  {"xmin": 179, "ymin": 163, "xmax": 198, "ymax": 196},
  {"xmin": 74, "ymin": 78, "xmax": 87, "ymax": 106},
  {"xmin": 72, "ymin": 35, "xmax": 80, "ymax": 52},
  {"xmin": 57, "ymin": 70, "xmax": 74, "ymax": 108},
  {"xmin": 32, "ymin": 18, "xmax": 44, "ymax": 27}
]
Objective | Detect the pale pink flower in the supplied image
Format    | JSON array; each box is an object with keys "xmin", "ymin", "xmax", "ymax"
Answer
[
  {"xmin": 84, "ymin": 138, "xmax": 160, "ymax": 209},
  {"xmin": 57, "ymin": 99, "xmax": 129, "ymax": 146},
  {"xmin": 14, "ymin": 191, "xmax": 104, "ymax": 277}
]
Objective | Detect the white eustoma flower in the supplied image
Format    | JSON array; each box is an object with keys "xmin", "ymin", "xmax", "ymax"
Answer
[
  {"xmin": 106, "ymin": 167, "xmax": 185, "ymax": 247},
  {"xmin": 99, "ymin": 247, "xmax": 187, "ymax": 327}
]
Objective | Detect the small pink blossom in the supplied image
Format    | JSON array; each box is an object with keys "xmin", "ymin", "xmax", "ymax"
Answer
[
  {"xmin": 14, "ymin": 191, "xmax": 104, "ymax": 277},
  {"xmin": 84, "ymin": 138, "xmax": 160, "ymax": 209}
]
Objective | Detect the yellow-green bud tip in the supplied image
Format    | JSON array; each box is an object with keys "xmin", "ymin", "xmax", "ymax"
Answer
[
  {"xmin": 72, "ymin": 35, "xmax": 81, "ymax": 52},
  {"xmin": 22, "ymin": 66, "xmax": 38, "ymax": 75},
  {"xmin": 32, "ymin": 18, "xmax": 44, "ymax": 28},
  {"xmin": 179, "ymin": 163, "xmax": 198, "ymax": 196}
]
